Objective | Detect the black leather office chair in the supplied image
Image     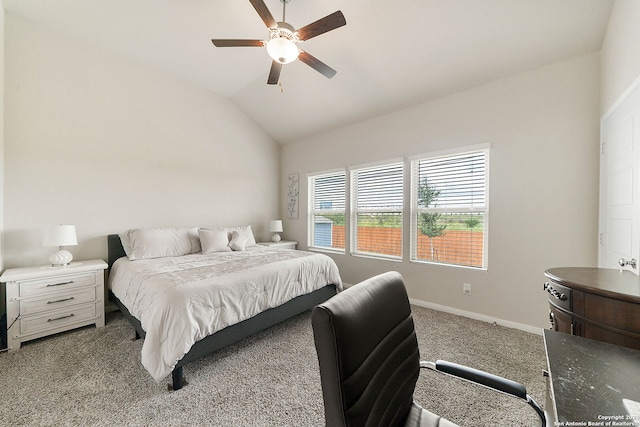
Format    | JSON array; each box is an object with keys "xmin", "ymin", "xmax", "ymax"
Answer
[{"xmin": 311, "ymin": 271, "xmax": 545, "ymax": 427}]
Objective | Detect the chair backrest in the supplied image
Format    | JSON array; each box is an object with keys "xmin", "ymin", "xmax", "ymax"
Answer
[{"xmin": 311, "ymin": 271, "xmax": 420, "ymax": 427}]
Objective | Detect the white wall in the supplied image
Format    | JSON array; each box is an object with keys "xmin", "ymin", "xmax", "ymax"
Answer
[
  {"xmin": 282, "ymin": 52, "xmax": 601, "ymax": 330},
  {"xmin": 600, "ymin": 0, "xmax": 640, "ymax": 114},
  {"xmin": 0, "ymin": 4, "xmax": 5, "ymax": 319},
  {"xmin": 0, "ymin": 4, "xmax": 5, "ymax": 272},
  {"xmin": 3, "ymin": 15, "xmax": 280, "ymax": 268}
]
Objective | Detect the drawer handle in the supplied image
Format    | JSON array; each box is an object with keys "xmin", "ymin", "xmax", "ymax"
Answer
[
  {"xmin": 47, "ymin": 297, "xmax": 75, "ymax": 305},
  {"xmin": 47, "ymin": 313, "xmax": 74, "ymax": 323},
  {"xmin": 47, "ymin": 280, "xmax": 74, "ymax": 287},
  {"xmin": 543, "ymin": 282, "xmax": 567, "ymax": 301}
]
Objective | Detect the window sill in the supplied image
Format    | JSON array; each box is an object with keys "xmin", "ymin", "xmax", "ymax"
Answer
[
  {"xmin": 351, "ymin": 252, "xmax": 403, "ymax": 263},
  {"xmin": 308, "ymin": 247, "xmax": 345, "ymax": 256},
  {"xmin": 410, "ymin": 258, "xmax": 487, "ymax": 271}
]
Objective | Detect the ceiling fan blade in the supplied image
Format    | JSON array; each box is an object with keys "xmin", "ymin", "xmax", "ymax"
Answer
[
  {"xmin": 267, "ymin": 61, "xmax": 282, "ymax": 85},
  {"xmin": 211, "ymin": 39, "xmax": 264, "ymax": 47},
  {"xmin": 298, "ymin": 51, "xmax": 337, "ymax": 79},
  {"xmin": 249, "ymin": 0, "xmax": 277, "ymax": 29},
  {"xmin": 297, "ymin": 11, "xmax": 346, "ymax": 41}
]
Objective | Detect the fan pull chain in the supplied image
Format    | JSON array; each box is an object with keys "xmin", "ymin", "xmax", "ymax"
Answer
[{"xmin": 279, "ymin": 82, "xmax": 284, "ymax": 93}]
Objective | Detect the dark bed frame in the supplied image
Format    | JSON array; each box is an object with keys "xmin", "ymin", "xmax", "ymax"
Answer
[{"xmin": 106, "ymin": 234, "xmax": 338, "ymax": 391}]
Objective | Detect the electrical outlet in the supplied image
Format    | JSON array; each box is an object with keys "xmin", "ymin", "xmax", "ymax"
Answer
[{"xmin": 463, "ymin": 283, "xmax": 472, "ymax": 295}]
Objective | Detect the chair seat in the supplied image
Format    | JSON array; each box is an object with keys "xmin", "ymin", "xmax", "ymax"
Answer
[{"xmin": 404, "ymin": 402, "xmax": 458, "ymax": 427}]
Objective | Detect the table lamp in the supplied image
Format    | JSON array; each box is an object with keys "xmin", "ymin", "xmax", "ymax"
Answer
[
  {"xmin": 270, "ymin": 220, "xmax": 283, "ymax": 243},
  {"xmin": 43, "ymin": 225, "xmax": 78, "ymax": 266}
]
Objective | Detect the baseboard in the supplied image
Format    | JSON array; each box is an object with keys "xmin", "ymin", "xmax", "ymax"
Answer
[
  {"xmin": 409, "ymin": 298, "xmax": 544, "ymax": 335},
  {"xmin": 342, "ymin": 283, "xmax": 542, "ymax": 335}
]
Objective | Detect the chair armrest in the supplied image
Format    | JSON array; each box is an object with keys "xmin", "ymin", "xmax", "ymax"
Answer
[
  {"xmin": 432, "ymin": 360, "xmax": 526, "ymax": 399},
  {"xmin": 421, "ymin": 360, "xmax": 546, "ymax": 426}
]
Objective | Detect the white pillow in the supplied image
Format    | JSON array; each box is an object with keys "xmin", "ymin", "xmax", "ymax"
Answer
[
  {"xmin": 201, "ymin": 225, "xmax": 257, "ymax": 247},
  {"xmin": 126, "ymin": 228, "xmax": 193, "ymax": 260},
  {"xmin": 226, "ymin": 225, "xmax": 257, "ymax": 247},
  {"xmin": 188, "ymin": 227, "xmax": 201, "ymax": 253},
  {"xmin": 119, "ymin": 230, "xmax": 133, "ymax": 257},
  {"xmin": 228, "ymin": 230, "xmax": 247, "ymax": 251},
  {"xmin": 199, "ymin": 228, "xmax": 232, "ymax": 253}
]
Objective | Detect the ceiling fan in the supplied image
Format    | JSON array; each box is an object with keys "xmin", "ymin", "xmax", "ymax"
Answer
[{"xmin": 212, "ymin": 0, "xmax": 346, "ymax": 85}]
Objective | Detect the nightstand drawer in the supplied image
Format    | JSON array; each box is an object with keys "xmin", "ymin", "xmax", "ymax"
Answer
[
  {"xmin": 19, "ymin": 272, "xmax": 96, "ymax": 297},
  {"xmin": 19, "ymin": 304, "xmax": 97, "ymax": 336},
  {"xmin": 19, "ymin": 287, "xmax": 96, "ymax": 316}
]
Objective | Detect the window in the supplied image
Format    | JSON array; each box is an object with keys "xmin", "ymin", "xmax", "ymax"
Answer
[
  {"xmin": 350, "ymin": 162, "xmax": 403, "ymax": 259},
  {"xmin": 308, "ymin": 171, "xmax": 346, "ymax": 252},
  {"xmin": 411, "ymin": 146, "xmax": 489, "ymax": 269}
]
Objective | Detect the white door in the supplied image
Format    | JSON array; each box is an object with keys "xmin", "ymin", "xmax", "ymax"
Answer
[{"xmin": 600, "ymin": 79, "xmax": 640, "ymax": 272}]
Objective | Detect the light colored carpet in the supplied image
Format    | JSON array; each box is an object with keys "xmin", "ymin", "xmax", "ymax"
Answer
[{"xmin": 0, "ymin": 306, "xmax": 546, "ymax": 426}]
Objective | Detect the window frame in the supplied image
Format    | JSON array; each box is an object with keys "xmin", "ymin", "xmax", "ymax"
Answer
[
  {"xmin": 349, "ymin": 159, "xmax": 404, "ymax": 261},
  {"xmin": 307, "ymin": 169, "xmax": 347, "ymax": 254},
  {"xmin": 410, "ymin": 144, "xmax": 490, "ymax": 270}
]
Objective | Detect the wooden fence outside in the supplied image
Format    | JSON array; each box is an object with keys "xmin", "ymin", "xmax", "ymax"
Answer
[{"xmin": 329, "ymin": 225, "xmax": 483, "ymax": 268}]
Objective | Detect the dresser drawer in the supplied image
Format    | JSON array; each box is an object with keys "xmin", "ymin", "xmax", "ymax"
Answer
[
  {"xmin": 544, "ymin": 280, "xmax": 572, "ymax": 311},
  {"xmin": 19, "ymin": 287, "xmax": 96, "ymax": 316},
  {"xmin": 18, "ymin": 272, "xmax": 96, "ymax": 297},
  {"xmin": 584, "ymin": 292, "xmax": 640, "ymax": 334},
  {"xmin": 19, "ymin": 304, "xmax": 97, "ymax": 336},
  {"xmin": 544, "ymin": 267, "xmax": 640, "ymax": 351}
]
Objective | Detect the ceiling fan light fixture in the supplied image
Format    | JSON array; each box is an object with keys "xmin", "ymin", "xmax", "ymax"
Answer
[
  {"xmin": 267, "ymin": 37, "xmax": 299, "ymax": 64},
  {"xmin": 211, "ymin": 0, "xmax": 345, "ymax": 84},
  {"xmin": 267, "ymin": 22, "xmax": 299, "ymax": 65}
]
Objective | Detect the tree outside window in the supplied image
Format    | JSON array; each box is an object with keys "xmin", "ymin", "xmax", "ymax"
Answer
[{"xmin": 417, "ymin": 178, "xmax": 447, "ymax": 259}]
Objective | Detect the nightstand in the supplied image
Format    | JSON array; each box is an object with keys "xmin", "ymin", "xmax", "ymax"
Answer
[
  {"xmin": 259, "ymin": 240, "xmax": 298, "ymax": 250},
  {"xmin": 0, "ymin": 259, "xmax": 107, "ymax": 351}
]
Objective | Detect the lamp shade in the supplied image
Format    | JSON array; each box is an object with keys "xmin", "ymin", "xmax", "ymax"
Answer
[
  {"xmin": 43, "ymin": 225, "xmax": 78, "ymax": 247},
  {"xmin": 269, "ymin": 220, "xmax": 283, "ymax": 233},
  {"xmin": 266, "ymin": 38, "xmax": 299, "ymax": 64}
]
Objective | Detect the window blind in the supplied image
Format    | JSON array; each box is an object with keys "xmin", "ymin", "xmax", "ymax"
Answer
[
  {"xmin": 416, "ymin": 152, "xmax": 486, "ymax": 209},
  {"xmin": 351, "ymin": 163, "xmax": 403, "ymax": 259},
  {"xmin": 308, "ymin": 171, "xmax": 346, "ymax": 251},
  {"xmin": 412, "ymin": 149, "xmax": 488, "ymax": 269}
]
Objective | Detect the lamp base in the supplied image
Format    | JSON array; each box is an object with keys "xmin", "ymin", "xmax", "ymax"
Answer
[
  {"xmin": 272, "ymin": 233, "xmax": 281, "ymax": 243},
  {"xmin": 49, "ymin": 248, "xmax": 73, "ymax": 267}
]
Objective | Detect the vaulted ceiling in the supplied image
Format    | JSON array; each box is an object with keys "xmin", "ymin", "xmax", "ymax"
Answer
[{"xmin": 3, "ymin": 0, "xmax": 615, "ymax": 144}]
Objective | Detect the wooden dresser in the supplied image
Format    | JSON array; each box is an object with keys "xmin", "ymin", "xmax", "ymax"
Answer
[{"xmin": 544, "ymin": 267, "xmax": 640, "ymax": 350}]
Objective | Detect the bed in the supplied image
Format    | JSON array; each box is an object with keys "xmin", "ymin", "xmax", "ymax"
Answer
[{"xmin": 106, "ymin": 228, "xmax": 342, "ymax": 390}]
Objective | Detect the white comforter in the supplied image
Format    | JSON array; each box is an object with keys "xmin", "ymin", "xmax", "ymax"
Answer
[{"xmin": 108, "ymin": 246, "xmax": 342, "ymax": 381}]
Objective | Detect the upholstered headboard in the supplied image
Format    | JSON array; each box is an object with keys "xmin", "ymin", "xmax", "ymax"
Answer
[{"xmin": 107, "ymin": 234, "xmax": 126, "ymax": 272}]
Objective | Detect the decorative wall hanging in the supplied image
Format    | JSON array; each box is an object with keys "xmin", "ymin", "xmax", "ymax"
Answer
[{"xmin": 287, "ymin": 173, "xmax": 299, "ymax": 219}]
